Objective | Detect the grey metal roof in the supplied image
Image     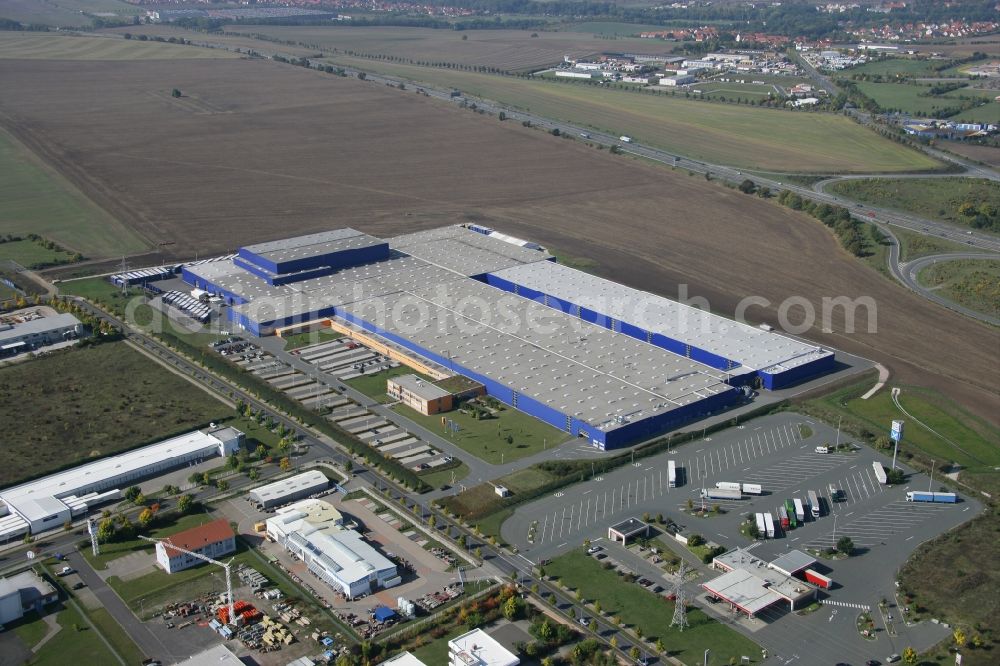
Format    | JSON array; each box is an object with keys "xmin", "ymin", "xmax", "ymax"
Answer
[
  {"xmin": 390, "ymin": 374, "xmax": 451, "ymax": 401},
  {"xmin": 609, "ymin": 517, "xmax": 649, "ymax": 536},
  {"xmin": 389, "ymin": 226, "xmax": 552, "ymax": 276},
  {"xmin": 241, "ymin": 228, "xmax": 385, "ymax": 266},
  {"xmin": 768, "ymin": 549, "xmax": 817, "ymax": 576},
  {"xmin": 338, "ymin": 279, "xmax": 732, "ymax": 434},
  {"xmin": 0, "ymin": 313, "xmax": 81, "ymax": 344},
  {"xmin": 489, "ymin": 261, "xmax": 832, "ymax": 372}
]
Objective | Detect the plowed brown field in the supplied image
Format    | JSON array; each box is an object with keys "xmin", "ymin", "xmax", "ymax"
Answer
[{"xmin": 1, "ymin": 56, "xmax": 996, "ymax": 423}]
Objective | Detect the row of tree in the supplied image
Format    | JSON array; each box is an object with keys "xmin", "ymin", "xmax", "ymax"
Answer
[{"xmin": 776, "ymin": 191, "xmax": 874, "ymax": 257}]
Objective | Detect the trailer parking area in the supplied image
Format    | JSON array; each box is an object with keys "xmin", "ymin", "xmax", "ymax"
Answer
[{"xmin": 502, "ymin": 412, "xmax": 981, "ymax": 665}]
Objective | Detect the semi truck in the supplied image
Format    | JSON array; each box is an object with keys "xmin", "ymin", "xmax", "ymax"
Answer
[
  {"xmin": 873, "ymin": 461, "xmax": 888, "ymax": 484},
  {"xmin": 716, "ymin": 482, "xmax": 742, "ymax": 491},
  {"xmin": 793, "ymin": 498, "xmax": 806, "ymax": 523},
  {"xmin": 807, "ymin": 490, "xmax": 821, "ymax": 518},
  {"xmin": 668, "ymin": 460, "xmax": 677, "ymax": 488},
  {"xmin": 804, "ymin": 569, "xmax": 833, "ymax": 589},
  {"xmin": 906, "ymin": 491, "xmax": 957, "ymax": 503},
  {"xmin": 778, "ymin": 505, "xmax": 790, "ymax": 529},
  {"xmin": 619, "ymin": 135, "xmax": 632, "ymax": 143},
  {"xmin": 742, "ymin": 483, "xmax": 763, "ymax": 495},
  {"xmin": 784, "ymin": 500, "xmax": 797, "ymax": 528},
  {"xmin": 755, "ymin": 513, "xmax": 767, "ymax": 538},
  {"xmin": 764, "ymin": 512, "xmax": 776, "ymax": 538},
  {"xmin": 701, "ymin": 487, "xmax": 742, "ymax": 500}
]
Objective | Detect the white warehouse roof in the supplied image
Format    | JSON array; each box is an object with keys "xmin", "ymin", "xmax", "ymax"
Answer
[
  {"xmin": 488, "ymin": 261, "xmax": 831, "ymax": 372},
  {"xmin": 248, "ymin": 470, "xmax": 328, "ymax": 505},
  {"xmin": 449, "ymin": 628, "xmax": 520, "ymax": 666},
  {"xmin": 0, "ymin": 429, "xmax": 230, "ymax": 528}
]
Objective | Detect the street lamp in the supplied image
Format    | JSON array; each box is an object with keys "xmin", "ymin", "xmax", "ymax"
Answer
[{"xmin": 703, "ymin": 648, "xmax": 710, "ymax": 666}]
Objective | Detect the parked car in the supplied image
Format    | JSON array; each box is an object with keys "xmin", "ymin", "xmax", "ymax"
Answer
[
  {"xmin": 71, "ymin": 582, "xmax": 85, "ymax": 590},
  {"xmin": 586, "ymin": 546, "xmax": 602, "ymax": 554},
  {"xmin": 886, "ymin": 655, "xmax": 900, "ymax": 664}
]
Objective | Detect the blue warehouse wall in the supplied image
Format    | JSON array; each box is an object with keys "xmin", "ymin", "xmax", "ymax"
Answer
[
  {"xmin": 239, "ymin": 243, "xmax": 389, "ymax": 277},
  {"xmin": 761, "ymin": 353, "xmax": 837, "ymax": 390}
]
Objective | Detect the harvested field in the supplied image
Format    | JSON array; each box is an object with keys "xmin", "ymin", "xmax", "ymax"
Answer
[
  {"xmin": 321, "ymin": 55, "xmax": 941, "ymax": 172},
  {"xmin": 1, "ymin": 55, "xmax": 997, "ymax": 425},
  {"xmin": 0, "ymin": 127, "xmax": 148, "ymax": 258},
  {"xmin": 0, "ymin": 0, "xmax": 138, "ymax": 27},
  {"xmin": 221, "ymin": 25, "xmax": 674, "ymax": 72},
  {"xmin": 944, "ymin": 142, "xmax": 1000, "ymax": 168},
  {"xmin": 0, "ymin": 32, "xmax": 238, "ymax": 60}
]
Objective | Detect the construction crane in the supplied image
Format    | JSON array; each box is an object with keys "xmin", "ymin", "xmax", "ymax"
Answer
[{"xmin": 138, "ymin": 535, "xmax": 235, "ymax": 626}]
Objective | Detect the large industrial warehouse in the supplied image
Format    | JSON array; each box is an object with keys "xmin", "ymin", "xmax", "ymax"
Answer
[{"xmin": 182, "ymin": 225, "xmax": 835, "ymax": 449}]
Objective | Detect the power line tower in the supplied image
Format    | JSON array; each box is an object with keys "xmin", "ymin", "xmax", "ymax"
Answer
[
  {"xmin": 671, "ymin": 589, "xmax": 690, "ymax": 632},
  {"xmin": 670, "ymin": 562, "xmax": 690, "ymax": 631},
  {"xmin": 118, "ymin": 256, "xmax": 130, "ymax": 296}
]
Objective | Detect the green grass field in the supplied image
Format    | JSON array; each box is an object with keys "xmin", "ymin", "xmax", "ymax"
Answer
[
  {"xmin": 0, "ymin": 32, "xmax": 239, "ymax": 60},
  {"xmin": 563, "ymin": 21, "xmax": 668, "ymax": 35},
  {"xmin": 691, "ymin": 81, "xmax": 776, "ymax": 100},
  {"xmin": 323, "ymin": 55, "xmax": 941, "ymax": 173},
  {"xmin": 0, "ymin": 238, "xmax": 77, "ymax": 268},
  {"xmin": 420, "ymin": 461, "xmax": 470, "ymax": 488},
  {"xmin": 848, "ymin": 57, "xmax": 943, "ymax": 78},
  {"xmin": 806, "ymin": 382, "xmax": 1000, "ymax": 473},
  {"xmin": 547, "ymin": 549, "xmax": 760, "ymax": 665},
  {"xmin": 0, "ymin": 341, "xmax": 231, "ymax": 487},
  {"xmin": 828, "ymin": 177, "xmax": 1000, "ymax": 230},
  {"xmin": 393, "ymin": 401, "xmax": 570, "ymax": 464},
  {"xmin": 892, "ymin": 226, "xmax": 969, "ymax": 261},
  {"xmin": 16, "ymin": 603, "xmax": 121, "ymax": 666},
  {"xmin": 0, "ymin": 0, "xmax": 139, "ymax": 27},
  {"xmin": 853, "ymin": 80, "xmax": 1000, "ymax": 121},
  {"xmin": 918, "ymin": 258, "xmax": 1000, "ymax": 318},
  {"xmin": 282, "ymin": 328, "xmax": 342, "ymax": 350},
  {"xmin": 0, "ymin": 128, "xmax": 147, "ymax": 259},
  {"xmin": 344, "ymin": 366, "xmax": 433, "ymax": 402}
]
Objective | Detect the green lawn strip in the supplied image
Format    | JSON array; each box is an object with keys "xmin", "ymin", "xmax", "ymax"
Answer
[
  {"xmin": 549, "ymin": 247, "xmax": 602, "ymax": 274},
  {"xmin": 0, "ymin": 127, "xmax": 148, "ymax": 258},
  {"xmin": 546, "ymin": 550, "xmax": 759, "ymax": 665},
  {"xmin": 11, "ymin": 610, "xmax": 51, "ymax": 649},
  {"xmin": 393, "ymin": 402, "xmax": 570, "ymax": 465},
  {"xmin": 916, "ymin": 258, "xmax": 1000, "ymax": 318},
  {"xmin": 892, "ymin": 226, "xmax": 970, "ymax": 261},
  {"xmin": 410, "ymin": 624, "xmax": 470, "ymax": 664},
  {"xmin": 0, "ymin": 238, "xmax": 78, "ymax": 269},
  {"xmin": 282, "ymin": 328, "xmax": 342, "ymax": 350},
  {"xmin": 802, "ymin": 381, "xmax": 1000, "ymax": 472},
  {"xmin": 420, "ymin": 461, "xmax": 470, "ymax": 489},
  {"xmin": 322, "ymin": 55, "xmax": 939, "ymax": 173},
  {"xmin": 85, "ymin": 606, "xmax": 147, "ymax": 664},
  {"xmin": 27, "ymin": 603, "xmax": 120, "ymax": 666},
  {"xmin": 346, "ymin": 366, "xmax": 434, "ymax": 402}
]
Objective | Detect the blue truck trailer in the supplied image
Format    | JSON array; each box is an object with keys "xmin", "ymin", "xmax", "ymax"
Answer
[{"xmin": 906, "ymin": 491, "xmax": 957, "ymax": 503}]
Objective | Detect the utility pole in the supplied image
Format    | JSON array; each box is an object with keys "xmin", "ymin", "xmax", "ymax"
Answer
[
  {"xmin": 835, "ymin": 416, "xmax": 842, "ymax": 448},
  {"xmin": 929, "ymin": 459, "xmax": 935, "ymax": 492}
]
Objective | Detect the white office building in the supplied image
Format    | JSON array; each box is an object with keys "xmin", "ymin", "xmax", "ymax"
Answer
[
  {"xmin": 266, "ymin": 498, "xmax": 398, "ymax": 599},
  {"xmin": 449, "ymin": 629, "xmax": 520, "ymax": 666}
]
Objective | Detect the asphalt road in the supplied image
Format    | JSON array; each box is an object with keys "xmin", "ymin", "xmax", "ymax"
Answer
[{"xmin": 898, "ymin": 252, "xmax": 1000, "ymax": 325}]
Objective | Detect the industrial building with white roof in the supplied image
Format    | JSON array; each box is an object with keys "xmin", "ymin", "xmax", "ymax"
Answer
[
  {"xmin": 0, "ymin": 426, "xmax": 242, "ymax": 541},
  {"xmin": 265, "ymin": 498, "xmax": 398, "ymax": 599},
  {"xmin": 181, "ymin": 225, "xmax": 838, "ymax": 449}
]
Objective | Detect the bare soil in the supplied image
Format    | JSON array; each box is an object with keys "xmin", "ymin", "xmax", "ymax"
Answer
[{"xmin": 1, "ymin": 56, "xmax": 996, "ymax": 424}]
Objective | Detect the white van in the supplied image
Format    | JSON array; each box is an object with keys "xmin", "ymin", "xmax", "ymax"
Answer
[{"xmin": 815, "ymin": 446, "xmax": 830, "ymax": 454}]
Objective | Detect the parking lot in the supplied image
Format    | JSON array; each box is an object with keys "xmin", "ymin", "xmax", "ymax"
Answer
[{"xmin": 503, "ymin": 412, "xmax": 981, "ymax": 665}]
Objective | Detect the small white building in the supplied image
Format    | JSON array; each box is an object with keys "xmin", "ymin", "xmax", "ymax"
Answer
[
  {"xmin": 155, "ymin": 518, "xmax": 236, "ymax": 574},
  {"xmin": 555, "ymin": 70, "xmax": 596, "ymax": 80},
  {"xmin": 448, "ymin": 628, "xmax": 519, "ymax": 666},
  {"xmin": 659, "ymin": 74, "xmax": 696, "ymax": 86},
  {"xmin": 248, "ymin": 470, "xmax": 329, "ymax": 509},
  {"xmin": 0, "ymin": 571, "xmax": 58, "ymax": 625},
  {"xmin": 381, "ymin": 653, "xmax": 429, "ymax": 666}
]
